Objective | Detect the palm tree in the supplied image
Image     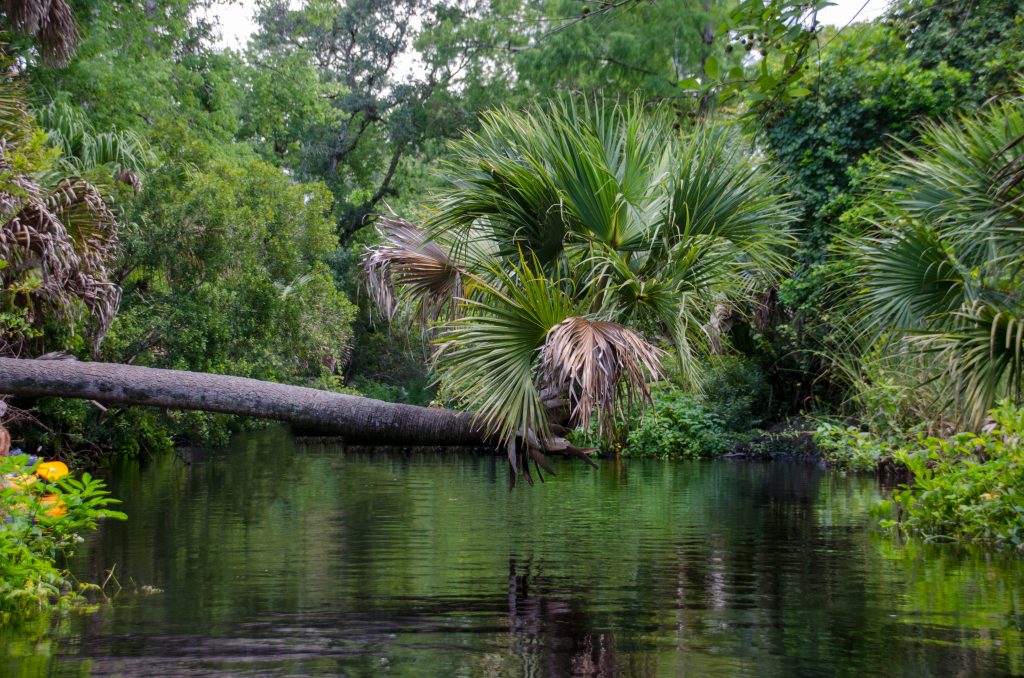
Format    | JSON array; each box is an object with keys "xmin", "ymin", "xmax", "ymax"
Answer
[
  {"xmin": 36, "ymin": 99, "xmax": 154, "ymax": 191},
  {"xmin": 0, "ymin": 73, "xmax": 120, "ymax": 357},
  {"xmin": 2, "ymin": 0, "xmax": 77, "ymax": 66},
  {"xmin": 365, "ymin": 100, "xmax": 797, "ymax": 479},
  {"xmin": 843, "ymin": 98, "xmax": 1024, "ymax": 426}
]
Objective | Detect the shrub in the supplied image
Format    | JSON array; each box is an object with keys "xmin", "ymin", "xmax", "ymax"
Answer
[
  {"xmin": 0, "ymin": 455, "xmax": 126, "ymax": 623},
  {"xmin": 618, "ymin": 384, "xmax": 730, "ymax": 459},
  {"xmin": 699, "ymin": 355, "xmax": 770, "ymax": 432},
  {"xmin": 813, "ymin": 421, "xmax": 895, "ymax": 472},
  {"xmin": 880, "ymin": 402, "xmax": 1024, "ymax": 548}
]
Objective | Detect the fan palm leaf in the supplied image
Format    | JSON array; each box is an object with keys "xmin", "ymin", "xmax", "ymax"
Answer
[{"xmin": 845, "ymin": 98, "xmax": 1024, "ymax": 424}]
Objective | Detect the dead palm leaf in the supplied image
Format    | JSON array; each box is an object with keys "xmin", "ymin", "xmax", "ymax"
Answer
[
  {"xmin": 4, "ymin": 0, "xmax": 77, "ymax": 65},
  {"xmin": 363, "ymin": 216, "xmax": 463, "ymax": 323},
  {"xmin": 0, "ymin": 77, "xmax": 120, "ymax": 355},
  {"xmin": 539, "ymin": 316, "xmax": 663, "ymax": 440}
]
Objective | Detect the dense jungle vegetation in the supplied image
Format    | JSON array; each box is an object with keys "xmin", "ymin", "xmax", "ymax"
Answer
[{"xmin": 2, "ymin": 0, "xmax": 1024, "ymax": 620}]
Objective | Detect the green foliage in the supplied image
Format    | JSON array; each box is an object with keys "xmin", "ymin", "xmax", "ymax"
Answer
[
  {"xmin": 3, "ymin": 4, "xmax": 362, "ymax": 453},
  {"xmin": 753, "ymin": 1, "xmax": 1024, "ymax": 417},
  {"xmin": 246, "ymin": 0, "xmax": 523, "ymax": 237},
  {"xmin": 570, "ymin": 382, "xmax": 731, "ymax": 459},
  {"xmin": 515, "ymin": 0, "xmax": 730, "ymax": 103},
  {"xmin": 881, "ymin": 402, "xmax": 1024, "ymax": 547},
  {"xmin": 348, "ymin": 376, "xmax": 434, "ymax": 406},
  {"xmin": 0, "ymin": 69, "xmax": 121, "ymax": 358},
  {"xmin": 699, "ymin": 355, "xmax": 769, "ymax": 432},
  {"xmin": 0, "ymin": 456, "xmax": 125, "ymax": 624},
  {"xmin": 842, "ymin": 99, "xmax": 1024, "ymax": 425},
  {"xmin": 813, "ymin": 421, "xmax": 894, "ymax": 472},
  {"xmin": 622, "ymin": 384, "xmax": 730, "ymax": 460},
  {"xmin": 371, "ymin": 100, "xmax": 796, "ymax": 454}
]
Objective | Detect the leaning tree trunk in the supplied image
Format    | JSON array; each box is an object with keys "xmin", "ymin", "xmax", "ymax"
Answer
[{"xmin": 0, "ymin": 358, "xmax": 483, "ymax": 446}]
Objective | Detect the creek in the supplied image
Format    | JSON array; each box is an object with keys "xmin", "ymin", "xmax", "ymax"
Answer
[{"xmin": 3, "ymin": 427, "xmax": 1023, "ymax": 676}]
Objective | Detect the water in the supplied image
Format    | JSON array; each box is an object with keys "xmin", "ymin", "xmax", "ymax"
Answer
[{"xmin": 3, "ymin": 427, "xmax": 1023, "ymax": 677}]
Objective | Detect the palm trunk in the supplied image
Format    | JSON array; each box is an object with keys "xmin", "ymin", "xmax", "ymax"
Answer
[{"xmin": 0, "ymin": 358, "xmax": 483, "ymax": 446}]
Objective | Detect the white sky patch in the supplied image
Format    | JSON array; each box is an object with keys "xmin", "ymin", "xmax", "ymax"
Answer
[
  {"xmin": 206, "ymin": 0, "xmax": 893, "ymax": 52},
  {"xmin": 817, "ymin": 0, "xmax": 890, "ymax": 26},
  {"xmin": 207, "ymin": 0, "xmax": 259, "ymax": 50}
]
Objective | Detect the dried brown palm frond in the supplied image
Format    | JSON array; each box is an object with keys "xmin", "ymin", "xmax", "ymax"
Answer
[
  {"xmin": 4, "ymin": 0, "xmax": 78, "ymax": 65},
  {"xmin": 363, "ymin": 216, "xmax": 463, "ymax": 323},
  {"xmin": 539, "ymin": 316, "xmax": 663, "ymax": 441},
  {"xmin": 0, "ymin": 159, "xmax": 120, "ymax": 354},
  {"xmin": 753, "ymin": 287, "xmax": 779, "ymax": 332}
]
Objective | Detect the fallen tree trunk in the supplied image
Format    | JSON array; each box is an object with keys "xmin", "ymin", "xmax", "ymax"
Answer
[{"xmin": 0, "ymin": 358, "xmax": 483, "ymax": 446}]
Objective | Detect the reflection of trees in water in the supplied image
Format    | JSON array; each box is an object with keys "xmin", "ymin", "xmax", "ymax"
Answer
[
  {"xmin": 70, "ymin": 443, "xmax": 1024, "ymax": 677},
  {"xmin": 506, "ymin": 557, "xmax": 619, "ymax": 677}
]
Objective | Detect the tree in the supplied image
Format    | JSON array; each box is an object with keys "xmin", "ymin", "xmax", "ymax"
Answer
[
  {"xmin": 365, "ymin": 100, "xmax": 796, "ymax": 478},
  {"xmin": 0, "ymin": 72, "xmax": 120, "ymax": 357},
  {"xmin": 2, "ymin": 1, "xmax": 364, "ymax": 454},
  {"xmin": 844, "ymin": 98, "xmax": 1024, "ymax": 425},
  {"xmin": 747, "ymin": 0, "xmax": 1024, "ymax": 414},
  {"xmin": 513, "ymin": 0, "xmax": 732, "ymax": 102},
  {"xmin": 0, "ymin": 357, "xmax": 482, "ymax": 446},
  {"xmin": 246, "ymin": 0, "xmax": 519, "ymax": 238}
]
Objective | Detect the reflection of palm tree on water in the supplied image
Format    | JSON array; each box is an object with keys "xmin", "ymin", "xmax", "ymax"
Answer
[{"xmin": 505, "ymin": 557, "xmax": 617, "ymax": 677}]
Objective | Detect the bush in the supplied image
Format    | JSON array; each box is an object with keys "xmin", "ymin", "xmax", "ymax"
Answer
[
  {"xmin": 623, "ymin": 387, "xmax": 728, "ymax": 459},
  {"xmin": 348, "ymin": 376, "xmax": 435, "ymax": 406},
  {"xmin": 572, "ymin": 384, "xmax": 730, "ymax": 460},
  {"xmin": 699, "ymin": 355, "xmax": 770, "ymax": 432},
  {"xmin": 0, "ymin": 455, "xmax": 126, "ymax": 623},
  {"xmin": 813, "ymin": 421, "xmax": 895, "ymax": 472},
  {"xmin": 880, "ymin": 401, "xmax": 1024, "ymax": 547}
]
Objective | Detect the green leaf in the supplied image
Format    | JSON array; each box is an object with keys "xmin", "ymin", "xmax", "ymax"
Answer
[{"xmin": 704, "ymin": 55, "xmax": 720, "ymax": 80}]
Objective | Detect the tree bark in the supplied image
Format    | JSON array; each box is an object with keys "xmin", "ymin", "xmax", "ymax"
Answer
[{"xmin": 0, "ymin": 358, "xmax": 484, "ymax": 446}]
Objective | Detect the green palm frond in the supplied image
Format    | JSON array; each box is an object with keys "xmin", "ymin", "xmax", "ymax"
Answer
[
  {"xmin": 435, "ymin": 256, "xmax": 580, "ymax": 445},
  {"xmin": 913, "ymin": 302, "xmax": 1024, "ymax": 426},
  {"xmin": 846, "ymin": 220, "xmax": 965, "ymax": 333},
  {"xmin": 663, "ymin": 126, "xmax": 797, "ymax": 284},
  {"xmin": 847, "ymin": 97, "xmax": 1024, "ymax": 423},
  {"xmin": 37, "ymin": 99, "xmax": 154, "ymax": 187},
  {"xmin": 880, "ymin": 101, "xmax": 1024, "ymax": 271}
]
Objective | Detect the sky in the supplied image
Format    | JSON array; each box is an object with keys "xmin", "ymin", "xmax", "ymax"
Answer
[{"xmin": 208, "ymin": 0, "xmax": 892, "ymax": 51}]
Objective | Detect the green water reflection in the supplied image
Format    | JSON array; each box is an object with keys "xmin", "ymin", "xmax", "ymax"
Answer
[{"xmin": 3, "ymin": 427, "xmax": 1023, "ymax": 677}]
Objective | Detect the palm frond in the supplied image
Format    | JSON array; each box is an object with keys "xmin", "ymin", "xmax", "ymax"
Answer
[
  {"xmin": 845, "ymin": 97, "xmax": 1024, "ymax": 423},
  {"xmin": 912, "ymin": 302, "xmax": 1024, "ymax": 426},
  {"xmin": 434, "ymin": 256, "xmax": 579, "ymax": 446},
  {"xmin": 539, "ymin": 315, "xmax": 663, "ymax": 439},
  {"xmin": 365, "ymin": 98, "xmax": 795, "ymax": 459},
  {"xmin": 0, "ymin": 78, "xmax": 120, "ymax": 355},
  {"xmin": 363, "ymin": 216, "xmax": 463, "ymax": 323}
]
